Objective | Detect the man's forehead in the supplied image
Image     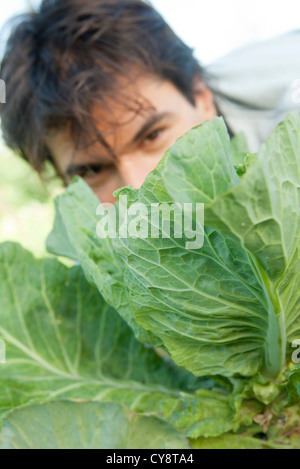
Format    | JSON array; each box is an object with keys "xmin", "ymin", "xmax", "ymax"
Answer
[{"xmin": 91, "ymin": 74, "xmax": 164, "ymax": 129}]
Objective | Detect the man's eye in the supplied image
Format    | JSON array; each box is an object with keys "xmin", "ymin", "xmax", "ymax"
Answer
[
  {"xmin": 76, "ymin": 164, "xmax": 105, "ymax": 179},
  {"xmin": 143, "ymin": 128, "xmax": 163, "ymax": 145}
]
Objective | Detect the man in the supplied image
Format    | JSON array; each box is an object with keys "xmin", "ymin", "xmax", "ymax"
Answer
[{"xmin": 1, "ymin": 0, "xmax": 299, "ymax": 203}]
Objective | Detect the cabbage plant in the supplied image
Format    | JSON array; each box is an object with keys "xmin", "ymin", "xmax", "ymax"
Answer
[{"xmin": 0, "ymin": 115, "xmax": 300, "ymax": 449}]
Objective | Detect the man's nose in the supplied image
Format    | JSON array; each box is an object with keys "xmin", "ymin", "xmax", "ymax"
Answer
[{"xmin": 117, "ymin": 155, "xmax": 159, "ymax": 189}]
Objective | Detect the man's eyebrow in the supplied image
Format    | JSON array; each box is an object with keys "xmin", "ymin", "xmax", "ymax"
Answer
[
  {"xmin": 64, "ymin": 112, "xmax": 173, "ymax": 176},
  {"xmin": 130, "ymin": 111, "xmax": 173, "ymax": 144}
]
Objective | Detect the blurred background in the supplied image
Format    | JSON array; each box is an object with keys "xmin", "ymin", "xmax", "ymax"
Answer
[{"xmin": 0, "ymin": 0, "xmax": 299, "ymax": 256}]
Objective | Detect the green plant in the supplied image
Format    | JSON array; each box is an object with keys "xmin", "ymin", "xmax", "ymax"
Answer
[{"xmin": 0, "ymin": 115, "xmax": 300, "ymax": 449}]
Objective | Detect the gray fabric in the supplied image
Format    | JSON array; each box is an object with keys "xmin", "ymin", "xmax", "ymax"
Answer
[{"xmin": 204, "ymin": 30, "xmax": 300, "ymax": 152}]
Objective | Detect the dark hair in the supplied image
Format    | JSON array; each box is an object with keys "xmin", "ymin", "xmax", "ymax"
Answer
[{"xmin": 0, "ymin": 0, "xmax": 203, "ymax": 173}]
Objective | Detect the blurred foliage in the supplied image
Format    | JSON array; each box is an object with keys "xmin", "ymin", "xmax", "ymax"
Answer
[{"xmin": 0, "ymin": 141, "xmax": 63, "ymax": 257}]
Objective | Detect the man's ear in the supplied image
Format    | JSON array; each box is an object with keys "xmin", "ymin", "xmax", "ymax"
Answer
[{"xmin": 193, "ymin": 78, "xmax": 217, "ymax": 121}]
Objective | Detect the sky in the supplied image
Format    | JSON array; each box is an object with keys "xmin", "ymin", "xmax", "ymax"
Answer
[{"xmin": 0, "ymin": 0, "xmax": 299, "ymax": 64}]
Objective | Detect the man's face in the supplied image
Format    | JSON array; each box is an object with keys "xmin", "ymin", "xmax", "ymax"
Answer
[{"xmin": 47, "ymin": 75, "xmax": 217, "ymax": 203}]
